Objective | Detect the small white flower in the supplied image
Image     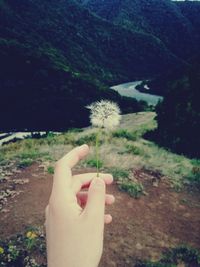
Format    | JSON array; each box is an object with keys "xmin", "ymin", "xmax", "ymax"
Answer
[{"xmin": 87, "ymin": 100, "xmax": 121, "ymax": 130}]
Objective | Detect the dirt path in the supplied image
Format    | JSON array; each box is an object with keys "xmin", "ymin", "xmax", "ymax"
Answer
[{"xmin": 0, "ymin": 164, "xmax": 200, "ymax": 266}]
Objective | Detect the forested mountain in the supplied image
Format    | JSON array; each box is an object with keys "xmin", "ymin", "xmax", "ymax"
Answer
[
  {"xmin": 0, "ymin": 0, "xmax": 180, "ymax": 131},
  {"xmin": 0, "ymin": 0, "xmax": 199, "ymax": 132},
  {"xmin": 0, "ymin": 0, "xmax": 178, "ymax": 84},
  {"xmin": 80, "ymin": 0, "xmax": 200, "ymax": 61},
  {"xmin": 0, "ymin": 38, "xmax": 147, "ymax": 131}
]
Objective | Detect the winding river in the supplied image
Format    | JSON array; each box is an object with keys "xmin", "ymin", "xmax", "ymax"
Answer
[{"xmin": 111, "ymin": 81, "xmax": 163, "ymax": 106}]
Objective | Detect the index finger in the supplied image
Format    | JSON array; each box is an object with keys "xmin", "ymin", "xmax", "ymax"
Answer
[{"xmin": 52, "ymin": 144, "xmax": 90, "ymax": 195}]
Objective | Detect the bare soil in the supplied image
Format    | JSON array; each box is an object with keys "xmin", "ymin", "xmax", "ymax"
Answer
[{"xmin": 0, "ymin": 164, "xmax": 200, "ymax": 266}]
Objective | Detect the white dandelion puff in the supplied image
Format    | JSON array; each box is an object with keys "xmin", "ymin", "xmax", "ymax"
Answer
[
  {"xmin": 86, "ymin": 100, "xmax": 121, "ymax": 177},
  {"xmin": 87, "ymin": 100, "xmax": 121, "ymax": 130}
]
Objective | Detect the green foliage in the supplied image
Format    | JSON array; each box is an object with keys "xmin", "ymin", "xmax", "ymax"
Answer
[
  {"xmin": 75, "ymin": 133, "xmax": 97, "ymax": 146},
  {"xmin": 124, "ymin": 144, "xmax": 144, "ymax": 156},
  {"xmin": 85, "ymin": 158, "xmax": 103, "ymax": 169},
  {"xmin": 135, "ymin": 262, "xmax": 168, "ymax": 267},
  {"xmin": 18, "ymin": 159, "xmax": 33, "ymax": 168},
  {"xmin": 83, "ymin": 0, "xmax": 200, "ymax": 61},
  {"xmin": 0, "ymin": 153, "xmax": 4, "ymax": 163},
  {"xmin": 151, "ymin": 60, "xmax": 200, "ymax": 159},
  {"xmin": 67, "ymin": 128, "xmax": 83, "ymax": 133},
  {"xmin": 0, "ymin": 0, "xmax": 184, "ymax": 130},
  {"xmin": 0, "ymin": 227, "xmax": 45, "ymax": 267},
  {"xmin": 162, "ymin": 246, "xmax": 200, "ymax": 265},
  {"xmin": 47, "ymin": 166, "xmax": 54, "ymax": 174},
  {"xmin": 186, "ymin": 160, "xmax": 200, "ymax": 187},
  {"xmin": 112, "ymin": 129, "xmax": 137, "ymax": 141},
  {"xmin": 19, "ymin": 150, "xmax": 40, "ymax": 160},
  {"xmin": 119, "ymin": 180, "xmax": 144, "ymax": 198},
  {"xmin": 136, "ymin": 245, "xmax": 200, "ymax": 267},
  {"xmin": 108, "ymin": 167, "xmax": 129, "ymax": 180},
  {"xmin": 0, "ymin": 36, "xmax": 146, "ymax": 131}
]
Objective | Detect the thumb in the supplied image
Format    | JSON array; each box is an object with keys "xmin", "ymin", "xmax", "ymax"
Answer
[{"xmin": 83, "ymin": 177, "xmax": 105, "ymax": 222}]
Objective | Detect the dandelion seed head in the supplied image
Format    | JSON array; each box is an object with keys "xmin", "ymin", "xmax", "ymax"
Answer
[{"xmin": 87, "ymin": 100, "xmax": 121, "ymax": 130}]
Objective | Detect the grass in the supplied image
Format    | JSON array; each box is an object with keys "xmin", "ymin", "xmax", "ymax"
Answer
[
  {"xmin": 112, "ymin": 129, "xmax": 137, "ymax": 141},
  {"xmin": 123, "ymin": 144, "xmax": 144, "ymax": 155},
  {"xmin": 84, "ymin": 158, "xmax": 104, "ymax": 169},
  {"xmin": 185, "ymin": 159, "xmax": 200, "ymax": 187},
  {"xmin": 17, "ymin": 159, "xmax": 33, "ymax": 168},
  {"xmin": 0, "ymin": 112, "xmax": 199, "ymax": 265},
  {"xmin": 74, "ymin": 133, "xmax": 97, "ymax": 146},
  {"xmin": 119, "ymin": 180, "xmax": 144, "ymax": 198},
  {"xmin": 108, "ymin": 167, "xmax": 130, "ymax": 180},
  {"xmin": 0, "ymin": 112, "xmax": 198, "ymax": 190}
]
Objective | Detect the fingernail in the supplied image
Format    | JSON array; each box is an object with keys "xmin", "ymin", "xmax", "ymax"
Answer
[
  {"xmin": 93, "ymin": 177, "xmax": 104, "ymax": 186},
  {"xmin": 80, "ymin": 144, "xmax": 89, "ymax": 149}
]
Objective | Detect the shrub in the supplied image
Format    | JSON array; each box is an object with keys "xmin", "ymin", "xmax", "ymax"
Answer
[
  {"xmin": 75, "ymin": 133, "xmax": 101, "ymax": 146},
  {"xmin": 19, "ymin": 150, "xmax": 40, "ymax": 160},
  {"xmin": 185, "ymin": 159, "xmax": 200, "ymax": 187},
  {"xmin": 47, "ymin": 166, "xmax": 54, "ymax": 174},
  {"xmin": 0, "ymin": 227, "xmax": 45, "ymax": 267},
  {"xmin": 162, "ymin": 245, "xmax": 200, "ymax": 265},
  {"xmin": 68, "ymin": 128, "xmax": 83, "ymax": 133},
  {"xmin": 124, "ymin": 144, "xmax": 144, "ymax": 155},
  {"xmin": 112, "ymin": 129, "xmax": 137, "ymax": 141},
  {"xmin": 108, "ymin": 167, "xmax": 129, "ymax": 181},
  {"xmin": 119, "ymin": 180, "xmax": 144, "ymax": 198},
  {"xmin": 18, "ymin": 159, "xmax": 33, "ymax": 168}
]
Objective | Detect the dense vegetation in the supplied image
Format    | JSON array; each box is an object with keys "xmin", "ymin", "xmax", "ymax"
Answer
[
  {"xmin": 147, "ymin": 57, "xmax": 200, "ymax": 158},
  {"xmin": 81, "ymin": 0, "xmax": 200, "ymax": 61},
  {"xmin": 0, "ymin": 38, "xmax": 148, "ymax": 131},
  {"xmin": 0, "ymin": 0, "xmax": 183, "ymax": 131},
  {"xmin": 0, "ymin": 0, "xmax": 179, "ymax": 84}
]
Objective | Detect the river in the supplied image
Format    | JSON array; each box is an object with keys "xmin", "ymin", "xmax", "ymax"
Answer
[
  {"xmin": 0, "ymin": 81, "xmax": 163, "ymax": 146},
  {"xmin": 111, "ymin": 81, "xmax": 163, "ymax": 106}
]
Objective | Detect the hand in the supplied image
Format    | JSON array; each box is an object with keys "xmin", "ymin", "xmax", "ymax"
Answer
[{"xmin": 45, "ymin": 144, "xmax": 115, "ymax": 267}]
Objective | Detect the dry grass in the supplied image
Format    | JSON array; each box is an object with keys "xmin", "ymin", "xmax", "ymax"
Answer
[{"xmin": 0, "ymin": 112, "xmax": 197, "ymax": 188}]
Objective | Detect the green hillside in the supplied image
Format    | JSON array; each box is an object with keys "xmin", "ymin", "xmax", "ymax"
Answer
[
  {"xmin": 0, "ymin": 38, "xmax": 148, "ymax": 131},
  {"xmin": 0, "ymin": 0, "xmax": 182, "ymax": 131},
  {"xmin": 0, "ymin": 0, "xmax": 178, "ymax": 84},
  {"xmin": 81, "ymin": 0, "xmax": 200, "ymax": 61}
]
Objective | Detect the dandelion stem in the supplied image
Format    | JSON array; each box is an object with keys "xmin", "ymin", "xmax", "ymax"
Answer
[{"xmin": 96, "ymin": 129, "xmax": 100, "ymax": 177}]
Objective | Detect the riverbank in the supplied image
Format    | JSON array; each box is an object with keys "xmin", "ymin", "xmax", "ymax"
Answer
[
  {"xmin": 111, "ymin": 81, "xmax": 163, "ymax": 106},
  {"xmin": 0, "ymin": 132, "xmax": 47, "ymax": 146}
]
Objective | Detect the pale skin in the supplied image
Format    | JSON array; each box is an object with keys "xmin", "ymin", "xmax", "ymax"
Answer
[{"xmin": 45, "ymin": 144, "xmax": 115, "ymax": 267}]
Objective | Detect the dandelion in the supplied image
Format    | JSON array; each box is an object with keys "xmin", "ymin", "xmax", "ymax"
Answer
[
  {"xmin": 87, "ymin": 100, "xmax": 121, "ymax": 176},
  {"xmin": 87, "ymin": 100, "xmax": 121, "ymax": 130},
  {"xmin": 0, "ymin": 246, "xmax": 4, "ymax": 254}
]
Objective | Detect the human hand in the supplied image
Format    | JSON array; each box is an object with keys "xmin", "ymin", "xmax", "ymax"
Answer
[{"xmin": 45, "ymin": 144, "xmax": 115, "ymax": 267}]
